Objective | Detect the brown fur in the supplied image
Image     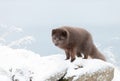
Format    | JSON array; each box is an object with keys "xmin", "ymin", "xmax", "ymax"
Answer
[{"xmin": 52, "ymin": 26, "xmax": 106, "ymax": 62}]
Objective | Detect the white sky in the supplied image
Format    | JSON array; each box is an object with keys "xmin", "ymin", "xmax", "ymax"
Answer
[{"xmin": 0, "ymin": 0, "xmax": 119, "ymax": 27}]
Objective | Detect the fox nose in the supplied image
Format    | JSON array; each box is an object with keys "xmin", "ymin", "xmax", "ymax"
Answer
[{"xmin": 55, "ymin": 43, "xmax": 58, "ymax": 46}]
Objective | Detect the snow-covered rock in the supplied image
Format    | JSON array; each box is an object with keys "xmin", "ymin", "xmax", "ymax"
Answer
[
  {"xmin": 0, "ymin": 46, "xmax": 117, "ymax": 81},
  {"xmin": 0, "ymin": 46, "xmax": 68, "ymax": 81},
  {"xmin": 64, "ymin": 59, "xmax": 114, "ymax": 81},
  {"xmin": 32, "ymin": 55, "xmax": 68, "ymax": 81}
]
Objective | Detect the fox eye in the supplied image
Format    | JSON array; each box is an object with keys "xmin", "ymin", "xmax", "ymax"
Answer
[
  {"xmin": 59, "ymin": 36, "xmax": 65, "ymax": 40},
  {"xmin": 52, "ymin": 36, "xmax": 56, "ymax": 39},
  {"xmin": 58, "ymin": 37, "xmax": 61, "ymax": 40}
]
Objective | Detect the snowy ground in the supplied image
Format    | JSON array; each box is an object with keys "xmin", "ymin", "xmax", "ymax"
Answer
[
  {"xmin": 0, "ymin": 46, "xmax": 68, "ymax": 81},
  {"xmin": 0, "ymin": 46, "xmax": 119, "ymax": 81}
]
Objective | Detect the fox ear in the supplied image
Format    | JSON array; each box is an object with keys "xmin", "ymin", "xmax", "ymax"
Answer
[
  {"xmin": 62, "ymin": 30, "xmax": 67, "ymax": 37},
  {"xmin": 52, "ymin": 29, "xmax": 56, "ymax": 35}
]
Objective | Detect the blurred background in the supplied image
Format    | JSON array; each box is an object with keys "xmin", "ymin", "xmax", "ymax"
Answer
[{"xmin": 0, "ymin": 0, "xmax": 120, "ymax": 68}]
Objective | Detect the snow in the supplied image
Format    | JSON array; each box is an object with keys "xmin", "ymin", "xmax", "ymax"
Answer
[
  {"xmin": 0, "ymin": 46, "xmax": 68, "ymax": 81},
  {"xmin": 0, "ymin": 45, "xmax": 119, "ymax": 81},
  {"xmin": 8, "ymin": 36, "xmax": 34, "ymax": 47},
  {"xmin": 0, "ymin": 25, "xmax": 34, "ymax": 48},
  {"xmin": 65, "ymin": 58, "xmax": 114, "ymax": 81},
  {"xmin": 112, "ymin": 67, "xmax": 120, "ymax": 81}
]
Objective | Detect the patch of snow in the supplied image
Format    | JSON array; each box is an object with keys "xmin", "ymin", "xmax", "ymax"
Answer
[
  {"xmin": 103, "ymin": 46, "xmax": 117, "ymax": 64},
  {"xmin": 8, "ymin": 36, "xmax": 34, "ymax": 47},
  {"xmin": 112, "ymin": 67, "xmax": 120, "ymax": 81}
]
